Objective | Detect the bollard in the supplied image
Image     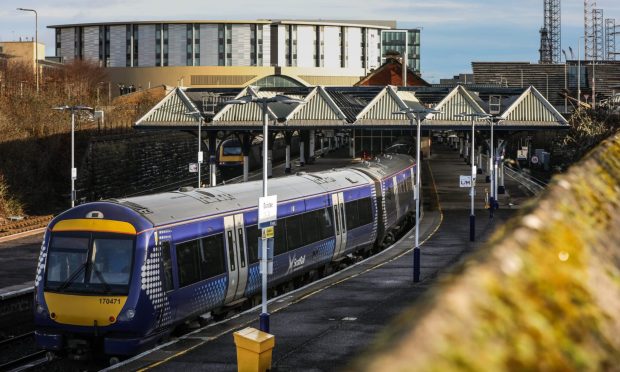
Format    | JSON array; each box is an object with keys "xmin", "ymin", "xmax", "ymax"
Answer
[{"xmin": 233, "ymin": 327, "xmax": 275, "ymax": 372}]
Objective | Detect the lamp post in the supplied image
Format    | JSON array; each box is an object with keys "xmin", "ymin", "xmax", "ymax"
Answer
[
  {"xmin": 577, "ymin": 36, "xmax": 584, "ymax": 108},
  {"xmin": 17, "ymin": 8, "xmax": 38, "ymax": 93},
  {"xmin": 184, "ymin": 110, "xmax": 204, "ymax": 188},
  {"xmin": 393, "ymin": 107, "xmax": 441, "ymax": 282},
  {"xmin": 456, "ymin": 112, "xmax": 491, "ymax": 242},
  {"xmin": 223, "ymin": 94, "xmax": 305, "ymax": 333},
  {"xmin": 52, "ymin": 105, "xmax": 94, "ymax": 207}
]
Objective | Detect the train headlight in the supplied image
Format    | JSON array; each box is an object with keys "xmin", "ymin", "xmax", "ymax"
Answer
[{"xmin": 125, "ymin": 309, "xmax": 136, "ymax": 320}]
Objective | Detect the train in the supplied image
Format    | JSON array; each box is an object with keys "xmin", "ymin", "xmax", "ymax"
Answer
[
  {"xmin": 217, "ymin": 138, "xmax": 245, "ymax": 180},
  {"xmin": 33, "ymin": 153, "xmax": 417, "ymax": 361}
]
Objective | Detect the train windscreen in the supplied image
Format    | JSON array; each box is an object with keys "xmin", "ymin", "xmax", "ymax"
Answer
[
  {"xmin": 223, "ymin": 145, "xmax": 242, "ymax": 156},
  {"xmin": 45, "ymin": 232, "xmax": 134, "ymax": 295}
]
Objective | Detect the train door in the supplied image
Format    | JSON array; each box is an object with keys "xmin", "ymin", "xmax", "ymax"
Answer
[
  {"xmin": 331, "ymin": 192, "xmax": 348, "ymax": 258},
  {"xmin": 393, "ymin": 176, "xmax": 401, "ymax": 219},
  {"xmin": 223, "ymin": 214, "xmax": 249, "ymax": 303}
]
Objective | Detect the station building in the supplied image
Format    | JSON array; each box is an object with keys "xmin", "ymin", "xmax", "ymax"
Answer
[{"xmin": 47, "ymin": 20, "xmax": 421, "ymax": 90}]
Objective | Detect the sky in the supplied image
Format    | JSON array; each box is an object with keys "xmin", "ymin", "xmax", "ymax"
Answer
[{"xmin": 1, "ymin": 0, "xmax": 619, "ymax": 82}]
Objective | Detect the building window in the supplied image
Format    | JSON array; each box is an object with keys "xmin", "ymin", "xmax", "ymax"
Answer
[
  {"xmin": 75, "ymin": 27, "xmax": 83, "ymax": 59},
  {"xmin": 340, "ymin": 26, "xmax": 347, "ymax": 68},
  {"xmin": 156, "ymin": 24, "xmax": 161, "ymax": 66},
  {"xmin": 226, "ymin": 24, "xmax": 232, "ymax": 66},
  {"xmin": 186, "ymin": 24, "xmax": 193, "ymax": 66},
  {"xmin": 133, "ymin": 25, "xmax": 138, "ymax": 66},
  {"xmin": 361, "ymin": 28, "xmax": 367, "ymax": 69},
  {"xmin": 126, "ymin": 25, "xmax": 131, "ymax": 67},
  {"xmin": 55, "ymin": 29, "xmax": 61, "ymax": 57},
  {"xmin": 285, "ymin": 25, "xmax": 297, "ymax": 67},
  {"xmin": 194, "ymin": 24, "xmax": 200, "ymax": 66},
  {"xmin": 250, "ymin": 24, "xmax": 257, "ymax": 66}
]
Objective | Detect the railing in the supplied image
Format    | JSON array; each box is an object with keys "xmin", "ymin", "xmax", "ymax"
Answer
[
  {"xmin": 480, "ymin": 154, "xmax": 547, "ymax": 196},
  {"xmin": 504, "ymin": 166, "xmax": 547, "ymax": 195}
]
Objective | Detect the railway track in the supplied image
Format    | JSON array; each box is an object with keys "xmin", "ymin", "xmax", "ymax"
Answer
[{"xmin": 0, "ymin": 331, "xmax": 50, "ymax": 372}]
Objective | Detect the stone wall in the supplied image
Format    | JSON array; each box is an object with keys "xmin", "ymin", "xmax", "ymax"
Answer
[
  {"xmin": 76, "ymin": 130, "xmax": 199, "ymax": 202},
  {"xmin": 76, "ymin": 130, "xmax": 302, "ymax": 202},
  {"xmin": 353, "ymin": 131, "xmax": 620, "ymax": 371}
]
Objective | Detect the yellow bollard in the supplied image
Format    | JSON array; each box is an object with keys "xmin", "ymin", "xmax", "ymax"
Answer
[{"xmin": 233, "ymin": 327, "xmax": 275, "ymax": 372}]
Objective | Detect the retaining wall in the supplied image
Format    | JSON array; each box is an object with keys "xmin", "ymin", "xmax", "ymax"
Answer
[{"xmin": 354, "ymin": 132, "xmax": 620, "ymax": 371}]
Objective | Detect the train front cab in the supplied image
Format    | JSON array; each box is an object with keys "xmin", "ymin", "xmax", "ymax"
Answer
[{"xmin": 34, "ymin": 209, "xmax": 158, "ymax": 357}]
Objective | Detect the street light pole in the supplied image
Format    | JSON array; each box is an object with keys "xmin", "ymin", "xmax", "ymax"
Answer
[
  {"xmin": 53, "ymin": 105, "xmax": 94, "ymax": 207},
  {"xmin": 393, "ymin": 107, "xmax": 440, "ymax": 282},
  {"xmin": 185, "ymin": 110, "xmax": 204, "ymax": 188},
  {"xmin": 456, "ymin": 112, "xmax": 491, "ymax": 241},
  {"xmin": 17, "ymin": 8, "xmax": 38, "ymax": 93},
  {"xmin": 224, "ymin": 94, "xmax": 305, "ymax": 333}
]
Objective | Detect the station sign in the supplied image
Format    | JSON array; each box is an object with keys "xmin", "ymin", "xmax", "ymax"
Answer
[
  {"xmin": 459, "ymin": 175, "xmax": 472, "ymax": 188},
  {"xmin": 258, "ymin": 195, "xmax": 278, "ymax": 228},
  {"xmin": 188, "ymin": 163, "xmax": 198, "ymax": 173}
]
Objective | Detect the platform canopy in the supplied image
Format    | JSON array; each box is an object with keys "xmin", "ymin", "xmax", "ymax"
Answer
[{"xmin": 134, "ymin": 84, "xmax": 569, "ymax": 131}]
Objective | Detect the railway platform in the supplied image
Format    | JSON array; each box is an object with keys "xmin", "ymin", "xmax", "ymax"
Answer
[{"xmin": 106, "ymin": 143, "xmax": 532, "ymax": 371}]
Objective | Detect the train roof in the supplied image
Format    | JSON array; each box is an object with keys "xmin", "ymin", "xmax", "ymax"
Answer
[{"xmin": 108, "ymin": 154, "xmax": 413, "ymax": 227}]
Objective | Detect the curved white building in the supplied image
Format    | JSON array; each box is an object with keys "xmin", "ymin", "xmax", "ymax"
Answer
[{"xmin": 48, "ymin": 19, "xmax": 420, "ymax": 88}]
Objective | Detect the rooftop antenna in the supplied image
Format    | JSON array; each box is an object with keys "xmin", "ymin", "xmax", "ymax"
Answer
[
  {"xmin": 539, "ymin": 0, "xmax": 561, "ymax": 63},
  {"xmin": 605, "ymin": 18, "xmax": 617, "ymax": 60},
  {"xmin": 584, "ymin": 0, "xmax": 595, "ymax": 61}
]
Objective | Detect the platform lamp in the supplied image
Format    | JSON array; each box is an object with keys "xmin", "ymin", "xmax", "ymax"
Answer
[
  {"xmin": 52, "ymin": 105, "xmax": 94, "ymax": 208},
  {"xmin": 17, "ymin": 8, "xmax": 38, "ymax": 93},
  {"xmin": 223, "ymin": 94, "xmax": 305, "ymax": 333},
  {"xmin": 184, "ymin": 110, "xmax": 204, "ymax": 188},
  {"xmin": 392, "ymin": 107, "xmax": 441, "ymax": 283},
  {"xmin": 455, "ymin": 112, "xmax": 491, "ymax": 242}
]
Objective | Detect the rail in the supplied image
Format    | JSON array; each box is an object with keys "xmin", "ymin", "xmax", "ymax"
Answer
[{"xmin": 0, "ymin": 350, "xmax": 48, "ymax": 371}]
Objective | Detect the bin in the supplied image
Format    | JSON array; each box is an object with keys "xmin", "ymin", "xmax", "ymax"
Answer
[{"xmin": 233, "ymin": 327, "xmax": 275, "ymax": 372}]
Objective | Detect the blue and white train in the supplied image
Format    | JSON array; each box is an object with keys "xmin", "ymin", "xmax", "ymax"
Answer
[{"xmin": 33, "ymin": 154, "xmax": 416, "ymax": 358}]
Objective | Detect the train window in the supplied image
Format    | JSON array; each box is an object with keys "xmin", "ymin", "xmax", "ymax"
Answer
[
  {"xmin": 285, "ymin": 214, "xmax": 304, "ymax": 250},
  {"xmin": 274, "ymin": 222, "xmax": 287, "ymax": 255},
  {"xmin": 358, "ymin": 198, "xmax": 373, "ymax": 226},
  {"xmin": 200, "ymin": 234, "xmax": 226, "ymax": 279},
  {"xmin": 176, "ymin": 240, "xmax": 202, "ymax": 287},
  {"xmin": 90, "ymin": 237, "xmax": 134, "ymax": 285},
  {"xmin": 237, "ymin": 228, "xmax": 246, "ymax": 268},
  {"xmin": 161, "ymin": 242, "xmax": 174, "ymax": 291},
  {"xmin": 223, "ymin": 145, "xmax": 242, "ymax": 155},
  {"xmin": 385, "ymin": 186, "xmax": 393, "ymax": 201},
  {"xmin": 345, "ymin": 200, "xmax": 359, "ymax": 230},
  {"xmin": 246, "ymin": 225, "xmax": 260, "ymax": 265},
  {"xmin": 45, "ymin": 234, "xmax": 89, "ymax": 285},
  {"xmin": 226, "ymin": 230, "xmax": 236, "ymax": 271},
  {"xmin": 302, "ymin": 211, "xmax": 320, "ymax": 245},
  {"xmin": 319, "ymin": 208, "xmax": 334, "ymax": 240}
]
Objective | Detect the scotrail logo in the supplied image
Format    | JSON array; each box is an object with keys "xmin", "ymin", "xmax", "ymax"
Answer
[{"xmin": 287, "ymin": 254, "xmax": 306, "ymax": 274}]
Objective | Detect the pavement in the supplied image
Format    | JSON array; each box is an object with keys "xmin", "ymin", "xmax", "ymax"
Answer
[{"xmin": 106, "ymin": 143, "xmax": 532, "ymax": 372}]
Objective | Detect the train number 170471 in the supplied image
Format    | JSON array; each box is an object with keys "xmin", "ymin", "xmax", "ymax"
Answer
[{"xmin": 99, "ymin": 298, "xmax": 121, "ymax": 305}]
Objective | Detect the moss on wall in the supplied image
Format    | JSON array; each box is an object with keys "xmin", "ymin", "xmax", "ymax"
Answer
[{"xmin": 352, "ymin": 132, "xmax": 620, "ymax": 371}]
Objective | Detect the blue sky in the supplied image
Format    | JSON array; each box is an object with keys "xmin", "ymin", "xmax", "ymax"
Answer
[{"xmin": 1, "ymin": 0, "xmax": 619, "ymax": 82}]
